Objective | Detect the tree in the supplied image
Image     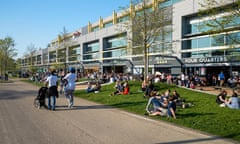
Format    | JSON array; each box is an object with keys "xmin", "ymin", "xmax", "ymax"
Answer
[
  {"xmin": 198, "ymin": 0, "xmax": 240, "ymax": 47},
  {"xmin": 27, "ymin": 43, "xmax": 37, "ymax": 65},
  {"xmin": 118, "ymin": 0, "xmax": 172, "ymax": 81},
  {"xmin": 58, "ymin": 26, "xmax": 68, "ymax": 44},
  {"xmin": 198, "ymin": 0, "xmax": 240, "ymax": 75},
  {"xmin": 57, "ymin": 26, "xmax": 69, "ymax": 72},
  {"xmin": 24, "ymin": 43, "xmax": 37, "ymax": 73},
  {"xmin": 0, "ymin": 36, "xmax": 17, "ymax": 76}
]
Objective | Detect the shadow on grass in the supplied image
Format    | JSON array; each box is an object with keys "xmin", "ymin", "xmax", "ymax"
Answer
[
  {"xmin": 177, "ymin": 112, "xmax": 215, "ymax": 118},
  {"xmin": 156, "ymin": 136, "xmax": 233, "ymax": 144},
  {"xmin": 223, "ymin": 132, "xmax": 240, "ymax": 142},
  {"xmin": 110, "ymin": 101, "xmax": 146, "ymax": 108}
]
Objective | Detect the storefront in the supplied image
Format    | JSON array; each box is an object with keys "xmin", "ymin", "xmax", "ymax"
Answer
[{"xmin": 183, "ymin": 56, "xmax": 240, "ymax": 84}]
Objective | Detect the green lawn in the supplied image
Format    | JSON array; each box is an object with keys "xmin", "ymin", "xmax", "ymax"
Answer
[{"xmin": 74, "ymin": 81, "xmax": 240, "ymax": 142}]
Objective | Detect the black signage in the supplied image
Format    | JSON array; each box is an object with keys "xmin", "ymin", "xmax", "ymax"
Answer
[{"xmin": 184, "ymin": 56, "xmax": 227, "ymax": 63}]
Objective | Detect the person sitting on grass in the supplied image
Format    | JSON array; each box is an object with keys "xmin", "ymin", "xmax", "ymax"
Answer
[
  {"xmin": 172, "ymin": 90, "xmax": 185, "ymax": 107},
  {"xmin": 216, "ymin": 89, "xmax": 227, "ymax": 106},
  {"xmin": 145, "ymin": 90, "xmax": 162, "ymax": 114},
  {"xmin": 144, "ymin": 80, "xmax": 154, "ymax": 98},
  {"xmin": 86, "ymin": 82, "xmax": 101, "ymax": 93},
  {"xmin": 225, "ymin": 90, "xmax": 239, "ymax": 109},
  {"xmin": 110, "ymin": 80, "xmax": 124, "ymax": 96},
  {"xmin": 150, "ymin": 95, "xmax": 177, "ymax": 119},
  {"xmin": 86, "ymin": 82, "xmax": 93, "ymax": 93},
  {"xmin": 110, "ymin": 81, "xmax": 130, "ymax": 96},
  {"xmin": 121, "ymin": 81, "xmax": 130, "ymax": 95}
]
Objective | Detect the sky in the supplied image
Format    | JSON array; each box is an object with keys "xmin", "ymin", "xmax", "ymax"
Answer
[{"xmin": 0, "ymin": 0, "xmax": 130, "ymax": 59}]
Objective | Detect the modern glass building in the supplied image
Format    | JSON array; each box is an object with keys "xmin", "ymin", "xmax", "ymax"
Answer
[{"xmin": 20, "ymin": 0, "xmax": 240, "ymax": 78}]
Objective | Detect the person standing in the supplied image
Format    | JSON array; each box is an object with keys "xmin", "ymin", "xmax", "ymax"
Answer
[
  {"xmin": 64, "ymin": 67, "xmax": 77, "ymax": 108},
  {"xmin": 218, "ymin": 71, "xmax": 225, "ymax": 87},
  {"xmin": 45, "ymin": 69, "xmax": 58, "ymax": 111}
]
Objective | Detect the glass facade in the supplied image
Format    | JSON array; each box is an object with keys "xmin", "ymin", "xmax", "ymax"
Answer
[
  {"xmin": 103, "ymin": 49, "xmax": 127, "ymax": 58},
  {"xmin": 83, "ymin": 42, "xmax": 99, "ymax": 53},
  {"xmin": 103, "ymin": 34, "xmax": 127, "ymax": 58},
  {"xmin": 92, "ymin": 26, "xmax": 99, "ymax": 32},
  {"xmin": 159, "ymin": 0, "xmax": 181, "ymax": 8},
  {"xmin": 83, "ymin": 41, "xmax": 99, "ymax": 60},
  {"xmin": 68, "ymin": 45, "xmax": 80, "ymax": 61},
  {"xmin": 103, "ymin": 21, "xmax": 113, "ymax": 28},
  {"xmin": 117, "ymin": 16, "xmax": 129, "ymax": 23},
  {"xmin": 103, "ymin": 35, "xmax": 127, "ymax": 50},
  {"xmin": 37, "ymin": 55, "xmax": 41, "ymax": 64},
  {"xmin": 182, "ymin": 7, "xmax": 240, "ymax": 59},
  {"xmin": 49, "ymin": 52, "xmax": 56, "ymax": 63}
]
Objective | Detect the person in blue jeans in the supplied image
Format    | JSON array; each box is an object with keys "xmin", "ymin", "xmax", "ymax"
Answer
[
  {"xmin": 148, "ymin": 95, "xmax": 177, "ymax": 119},
  {"xmin": 167, "ymin": 96, "xmax": 177, "ymax": 119},
  {"xmin": 63, "ymin": 67, "xmax": 77, "ymax": 108},
  {"xmin": 45, "ymin": 69, "xmax": 58, "ymax": 111},
  {"xmin": 145, "ymin": 90, "xmax": 168, "ymax": 115},
  {"xmin": 146, "ymin": 96, "xmax": 161, "ymax": 114}
]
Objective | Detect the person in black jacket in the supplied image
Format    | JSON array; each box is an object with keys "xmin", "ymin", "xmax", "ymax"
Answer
[{"xmin": 216, "ymin": 89, "xmax": 227, "ymax": 106}]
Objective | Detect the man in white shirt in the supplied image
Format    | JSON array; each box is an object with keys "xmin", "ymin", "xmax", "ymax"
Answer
[
  {"xmin": 64, "ymin": 67, "xmax": 77, "ymax": 108},
  {"xmin": 45, "ymin": 69, "xmax": 58, "ymax": 111}
]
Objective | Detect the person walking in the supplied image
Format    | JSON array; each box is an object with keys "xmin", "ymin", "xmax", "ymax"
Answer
[
  {"xmin": 45, "ymin": 69, "xmax": 58, "ymax": 111},
  {"xmin": 63, "ymin": 67, "xmax": 77, "ymax": 108}
]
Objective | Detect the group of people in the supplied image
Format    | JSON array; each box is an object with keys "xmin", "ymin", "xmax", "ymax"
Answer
[
  {"xmin": 216, "ymin": 89, "xmax": 240, "ymax": 109},
  {"xmin": 109, "ymin": 80, "xmax": 130, "ymax": 96},
  {"xmin": 45, "ymin": 67, "xmax": 77, "ymax": 111},
  {"xmin": 86, "ymin": 82, "xmax": 101, "ymax": 93},
  {"xmin": 145, "ymin": 89, "xmax": 184, "ymax": 119}
]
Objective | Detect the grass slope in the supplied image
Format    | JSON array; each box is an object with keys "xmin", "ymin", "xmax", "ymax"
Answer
[{"xmin": 75, "ymin": 81, "xmax": 240, "ymax": 142}]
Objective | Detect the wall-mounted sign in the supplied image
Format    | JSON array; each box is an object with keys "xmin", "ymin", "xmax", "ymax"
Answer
[
  {"xmin": 183, "ymin": 56, "xmax": 227, "ymax": 64},
  {"xmin": 157, "ymin": 60, "xmax": 168, "ymax": 64}
]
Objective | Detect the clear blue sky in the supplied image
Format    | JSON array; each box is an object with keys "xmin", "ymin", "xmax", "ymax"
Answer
[{"xmin": 0, "ymin": 0, "xmax": 130, "ymax": 59}]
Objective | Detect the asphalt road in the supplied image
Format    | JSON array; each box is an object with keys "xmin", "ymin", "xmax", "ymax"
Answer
[{"xmin": 0, "ymin": 79, "xmax": 237, "ymax": 144}]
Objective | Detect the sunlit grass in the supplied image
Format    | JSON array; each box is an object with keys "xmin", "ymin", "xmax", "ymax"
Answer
[{"xmin": 75, "ymin": 81, "xmax": 240, "ymax": 142}]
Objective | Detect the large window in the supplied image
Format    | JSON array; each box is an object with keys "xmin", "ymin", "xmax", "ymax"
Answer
[
  {"xmin": 183, "ymin": 37, "xmax": 210, "ymax": 50},
  {"xmin": 103, "ymin": 49, "xmax": 127, "ymax": 58},
  {"xmin": 92, "ymin": 26, "xmax": 99, "ymax": 32},
  {"xmin": 103, "ymin": 34, "xmax": 127, "ymax": 50},
  {"xmin": 83, "ymin": 53, "xmax": 99, "ymax": 60},
  {"xmin": 68, "ymin": 45, "xmax": 80, "ymax": 61},
  {"xmin": 185, "ymin": 13, "xmax": 240, "ymax": 36},
  {"xmin": 83, "ymin": 41, "xmax": 99, "ymax": 54},
  {"xmin": 159, "ymin": 0, "xmax": 181, "ymax": 8},
  {"xmin": 211, "ymin": 35, "xmax": 224, "ymax": 46},
  {"xmin": 103, "ymin": 21, "xmax": 113, "ymax": 28},
  {"xmin": 227, "ymin": 32, "xmax": 240, "ymax": 45},
  {"xmin": 49, "ymin": 52, "xmax": 56, "ymax": 63},
  {"xmin": 117, "ymin": 16, "xmax": 129, "ymax": 23},
  {"xmin": 183, "ymin": 31, "xmax": 240, "ymax": 51}
]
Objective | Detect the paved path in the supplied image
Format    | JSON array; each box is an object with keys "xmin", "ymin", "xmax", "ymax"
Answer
[
  {"xmin": 0, "ymin": 79, "xmax": 238, "ymax": 144},
  {"xmin": 193, "ymin": 85, "xmax": 235, "ymax": 96}
]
